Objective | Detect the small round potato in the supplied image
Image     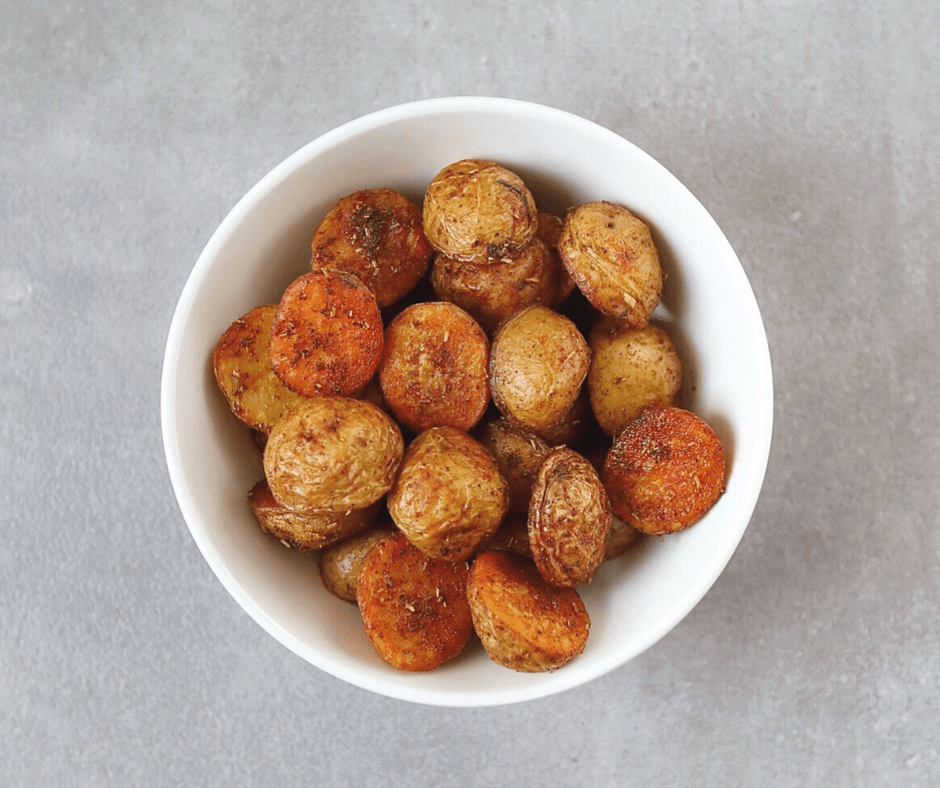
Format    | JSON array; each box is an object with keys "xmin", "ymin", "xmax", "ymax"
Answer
[
  {"xmin": 476, "ymin": 417, "xmax": 550, "ymax": 516},
  {"xmin": 489, "ymin": 306, "xmax": 591, "ymax": 432},
  {"xmin": 467, "ymin": 550, "xmax": 590, "ymax": 672},
  {"xmin": 430, "ymin": 237, "xmax": 557, "ymax": 334},
  {"xmin": 587, "ymin": 316, "xmax": 683, "ymax": 436},
  {"xmin": 387, "ymin": 426, "xmax": 509, "ymax": 561},
  {"xmin": 269, "ymin": 269, "xmax": 383, "ymax": 397},
  {"xmin": 528, "ymin": 447, "xmax": 612, "ymax": 587},
  {"xmin": 558, "ymin": 201, "xmax": 663, "ymax": 327},
  {"xmin": 423, "ymin": 159, "xmax": 537, "ymax": 263},
  {"xmin": 263, "ymin": 396, "xmax": 404, "ymax": 514},
  {"xmin": 532, "ymin": 387, "xmax": 594, "ymax": 447},
  {"xmin": 604, "ymin": 516, "xmax": 642, "ymax": 560},
  {"xmin": 212, "ymin": 304, "xmax": 311, "ymax": 434},
  {"xmin": 310, "ymin": 188, "xmax": 432, "ymax": 307},
  {"xmin": 318, "ymin": 524, "xmax": 395, "ymax": 602},
  {"xmin": 379, "ymin": 301, "xmax": 490, "ymax": 433},
  {"xmin": 602, "ymin": 405, "xmax": 726, "ymax": 535},
  {"xmin": 248, "ymin": 480, "xmax": 379, "ymax": 552},
  {"xmin": 481, "ymin": 517, "xmax": 533, "ymax": 559},
  {"xmin": 535, "ymin": 211, "xmax": 576, "ymax": 307}
]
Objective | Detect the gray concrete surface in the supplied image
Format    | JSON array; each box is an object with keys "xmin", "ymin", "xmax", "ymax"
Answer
[{"xmin": 2, "ymin": 1, "xmax": 938, "ymax": 785}]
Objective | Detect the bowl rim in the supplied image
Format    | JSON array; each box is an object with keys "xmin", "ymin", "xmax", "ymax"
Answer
[{"xmin": 161, "ymin": 96, "xmax": 774, "ymax": 707}]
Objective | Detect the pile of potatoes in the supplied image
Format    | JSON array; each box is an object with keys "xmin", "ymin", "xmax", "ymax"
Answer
[{"xmin": 212, "ymin": 159, "xmax": 726, "ymax": 673}]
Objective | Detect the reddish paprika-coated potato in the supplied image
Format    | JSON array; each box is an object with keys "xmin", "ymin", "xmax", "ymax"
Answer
[
  {"xmin": 269, "ymin": 269, "xmax": 383, "ymax": 397},
  {"xmin": 357, "ymin": 532, "xmax": 474, "ymax": 671},
  {"xmin": 602, "ymin": 405, "xmax": 726, "ymax": 535},
  {"xmin": 310, "ymin": 188, "xmax": 432, "ymax": 307},
  {"xmin": 467, "ymin": 550, "xmax": 590, "ymax": 672}
]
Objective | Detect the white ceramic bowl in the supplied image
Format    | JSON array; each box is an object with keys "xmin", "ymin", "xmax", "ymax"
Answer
[{"xmin": 161, "ymin": 97, "xmax": 773, "ymax": 707}]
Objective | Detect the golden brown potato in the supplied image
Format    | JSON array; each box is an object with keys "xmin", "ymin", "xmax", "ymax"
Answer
[
  {"xmin": 263, "ymin": 396, "xmax": 404, "ymax": 514},
  {"xmin": 532, "ymin": 387, "xmax": 593, "ymax": 447},
  {"xmin": 248, "ymin": 480, "xmax": 379, "ymax": 551},
  {"xmin": 423, "ymin": 159, "xmax": 537, "ymax": 263},
  {"xmin": 467, "ymin": 550, "xmax": 590, "ymax": 672},
  {"xmin": 481, "ymin": 517, "xmax": 532, "ymax": 558},
  {"xmin": 387, "ymin": 426, "xmax": 509, "ymax": 561},
  {"xmin": 430, "ymin": 238, "xmax": 557, "ymax": 334},
  {"xmin": 528, "ymin": 447, "xmax": 612, "ymax": 587},
  {"xmin": 489, "ymin": 305, "xmax": 591, "ymax": 432},
  {"xmin": 269, "ymin": 269, "xmax": 384, "ymax": 397},
  {"xmin": 604, "ymin": 516, "xmax": 642, "ymax": 560},
  {"xmin": 476, "ymin": 417, "xmax": 550, "ymax": 516},
  {"xmin": 535, "ymin": 211, "xmax": 576, "ymax": 307},
  {"xmin": 587, "ymin": 317, "xmax": 683, "ymax": 436},
  {"xmin": 602, "ymin": 405, "xmax": 726, "ymax": 535},
  {"xmin": 212, "ymin": 304, "xmax": 312, "ymax": 434},
  {"xmin": 318, "ymin": 524, "xmax": 395, "ymax": 602},
  {"xmin": 310, "ymin": 188, "xmax": 432, "ymax": 307},
  {"xmin": 379, "ymin": 302, "xmax": 490, "ymax": 433},
  {"xmin": 357, "ymin": 532, "xmax": 473, "ymax": 671},
  {"xmin": 558, "ymin": 201, "xmax": 662, "ymax": 327}
]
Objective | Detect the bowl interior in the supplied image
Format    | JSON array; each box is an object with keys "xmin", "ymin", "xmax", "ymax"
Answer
[{"xmin": 162, "ymin": 97, "xmax": 773, "ymax": 706}]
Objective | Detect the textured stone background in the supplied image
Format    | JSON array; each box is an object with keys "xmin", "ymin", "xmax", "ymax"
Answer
[{"xmin": 2, "ymin": 1, "xmax": 938, "ymax": 785}]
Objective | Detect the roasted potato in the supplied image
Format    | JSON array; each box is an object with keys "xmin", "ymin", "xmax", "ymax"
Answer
[
  {"xmin": 248, "ymin": 480, "xmax": 378, "ymax": 551},
  {"xmin": 318, "ymin": 524, "xmax": 395, "ymax": 602},
  {"xmin": 387, "ymin": 426, "xmax": 509, "ymax": 561},
  {"xmin": 423, "ymin": 159, "xmax": 537, "ymax": 263},
  {"xmin": 476, "ymin": 417, "xmax": 550, "ymax": 516},
  {"xmin": 489, "ymin": 305, "xmax": 591, "ymax": 432},
  {"xmin": 481, "ymin": 517, "xmax": 532, "ymax": 558},
  {"xmin": 535, "ymin": 211, "xmax": 576, "ymax": 307},
  {"xmin": 358, "ymin": 532, "xmax": 473, "ymax": 671},
  {"xmin": 604, "ymin": 516, "xmax": 642, "ymax": 560},
  {"xmin": 269, "ymin": 269, "xmax": 384, "ymax": 397},
  {"xmin": 602, "ymin": 405, "xmax": 726, "ymax": 535},
  {"xmin": 558, "ymin": 201, "xmax": 662, "ymax": 327},
  {"xmin": 263, "ymin": 396, "xmax": 404, "ymax": 514},
  {"xmin": 532, "ymin": 387, "xmax": 593, "ymax": 447},
  {"xmin": 467, "ymin": 550, "xmax": 590, "ymax": 672},
  {"xmin": 379, "ymin": 301, "xmax": 490, "ymax": 433},
  {"xmin": 528, "ymin": 447, "xmax": 612, "ymax": 587},
  {"xmin": 430, "ymin": 238, "xmax": 558, "ymax": 334},
  {"xmin": 310, "ymin": 188, "xmax": 432, "ymax": 307},
  {"xmin": 212, "ymin": 304, "xmax": 311, "ymax": 434},
  {"xmin": 587, "ymin": 317, "xmax": 683, "ymax": 436}
]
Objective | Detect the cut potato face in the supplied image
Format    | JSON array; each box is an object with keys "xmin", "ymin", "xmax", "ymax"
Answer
[
  {"xmin": 423, "ymin": 159, "xmax": 537, "ymax": 263},
  {"xmin": 528, "ymin": 447, "xmax": 612, "ymax": 587},
  {"xmin": 310, "ymin": 188, "xmax": 432, "ymax": 307},
  {"xmin": 248, "ymin": 480, "xmax": 378, "ymax": 552},
  {"xmin": 263, "ymin": 396, "xmax": 404, "ymax": 514},
  {"xmin": 467, "ymin": 550, "xmax": 590, "ymax": 672},
  {"xmin": 489, "ymin": 306, "xmax": 591, "ymax": 432},
  {"xmin": 588, "ymin": 317, "xmax": 682, "ymax": 436},
  {"xmin": 269, "ymin": 269, "xmax": 383, "ymax": 397},
  {"xmin": 212, "ymin": 304, "xmax": 312, "ymax": 434},
  {"xmin": 602, "ymin": 405, "xmax": 726, "ymax": 535},
  {"xmin": 558, "ymin": 201, "xmax": 662, "ymax": 327},
  {"xmin": 387, "ymin": 426, "xmax": 509, "ymax": 561},
  {"xmin": 379, "ymin": 301, "xmax": 490, "ymax": 433},
  {"xmin": 357, "ymin": 532, "xmax": 473, "ymax": 671}
]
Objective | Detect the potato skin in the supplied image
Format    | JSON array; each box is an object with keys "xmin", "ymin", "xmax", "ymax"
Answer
[
  {"xmin": 476, "ymin": 417, "xmax": 550, "ymax": 516},
  {"xmin": 318, "ymin": 524, "xmax": 394, "ymax": 602},
  {"xmin": 387, "ymin": 427, "xmax": 509, "ymax": 561},
  {"xmin": 379, "ymin": 301, "xmax": 490, "ymax": 433},
  {"xmin": 248, "ymin": 480, "xmax": 378, "ymax": 552},
  {"xmin": 489, "ymin": 306, "xmax": 591, "ymax": 432},
  {"xmin": 357, "ymin": 532, "xmax": 473, "ymax": 671},
  {"xmin": 535, "ymin": 211, "xmax": 576, "ymax": 307},
  {"xmin": 604, "ymin": 516, "xmax": 642, "ymax": 560},
  {"xmin": 263, "ymin": 396, "xmax": 404, "ymax": 514},
  {"xmin": 558, "ymin": 201, "xmax": 662, "ymax": 327},
  {"xmin": 528, "ymin": 447, "xmax": 612, "ymax": 587},
  {"xmin": 430, "ymin": 236, "xmax": 567, "ymax": 334},
  {"xmin": 423, "ymin": 159, "xmax": 537, "ymax": 263},
  {"xmin": 602, "ymin": 405, "xmax": 726, "ymax": 535},
  {"xmin": 588, "ymin": 317, "xmax": 682, "ymax": 436},
  {"xmin": 310, "ymin": 188, "xmax": 432, "ymax": 307},
  {"xmin": 269, "ymin": 269, "xmax": 384, "ymax": 397},
  {"xmin": 212, "ymin": 304, "xmax": 311, "ymax": 434},
  {"xmin": 467, "ymin": 550, "xmax": 590, "ymax": 672}
]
